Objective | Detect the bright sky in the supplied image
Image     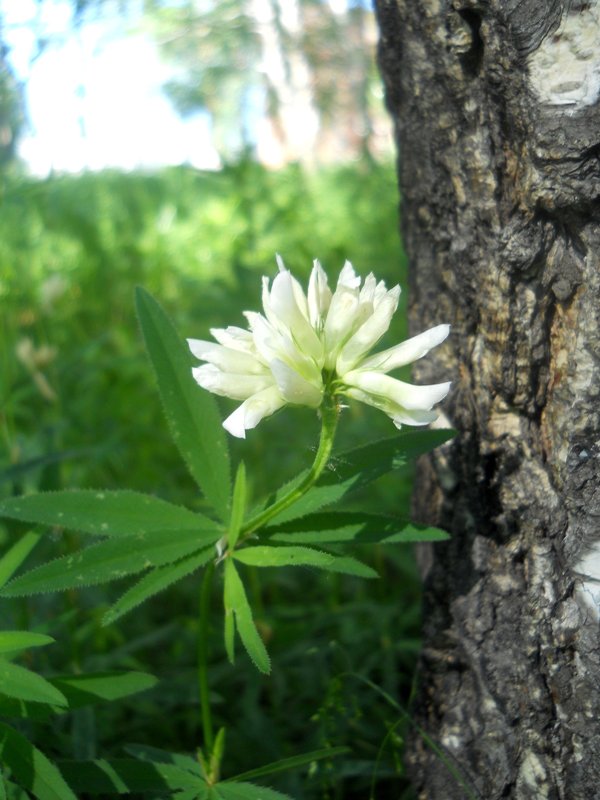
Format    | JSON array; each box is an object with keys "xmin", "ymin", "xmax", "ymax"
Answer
[{"xmin": 1, "ymin": 0, "xmax": 221, "ymax": 174}]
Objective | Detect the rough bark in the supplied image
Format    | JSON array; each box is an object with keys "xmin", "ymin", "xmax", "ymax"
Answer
[{"xmin": 374, "ymin": 2, "xmax": 600, "ymax": 798}]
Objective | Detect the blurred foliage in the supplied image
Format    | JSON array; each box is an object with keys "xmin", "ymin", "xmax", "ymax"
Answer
[{"xmin": 0, "ymin": 159, "xmax": 425, "ymax": 798}]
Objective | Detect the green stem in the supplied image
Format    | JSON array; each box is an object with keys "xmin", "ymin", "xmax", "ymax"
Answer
[
  {"xmin": 198, "ymin": 561, "xmax": 215, "ymax": 755},
  {"xmin": 241, "ymin": 399, "xmax": 339, "ymax": 537}
]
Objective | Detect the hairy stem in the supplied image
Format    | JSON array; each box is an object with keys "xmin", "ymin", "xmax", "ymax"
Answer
[
  {"xmin": 240, "ymin": 400, "xmax": 339, "ymax": 537},
  {"xmin": 198, "ymin": 561, "xmax": 215, "ymax": 755}
]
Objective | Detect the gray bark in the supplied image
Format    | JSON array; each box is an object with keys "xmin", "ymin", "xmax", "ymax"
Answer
[{"xmin": 374, "ymin": 1, "xmax": 600, "ymax": 798}]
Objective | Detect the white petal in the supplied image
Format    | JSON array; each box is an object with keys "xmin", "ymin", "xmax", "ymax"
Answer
[
  {"xmin": 336, "ymin": 293, "xmax": 399, "ymax": 375},
  {"xmin": 223, "ymin": 386, "xmax": 286, "ymax": 438},
  {"xmin": 323, "ymin": 280, "xmax": 361, "ymax": 367},
  {"xmin": 268, "ymin": 271, "xmax": 322, "ymax": 361},
  {"xmin": 270, "ymin": 358, "xmax": 323, "ymax": 407},
  {"xmin": 210, "ymin": 326, "xmax": 255, "ymax": 354},
  {"xmin": 245, "ymin": 311, "xmax": 280, "ymax": 363},
  {"xmin": 245, "ymin": 311, "xmax": 320, "ymax": 385},
  {"xmin": 344, "ymin": 369, "xmax": 451, "ymax": 411},
  {"xmin": 307, "ymin": 259, "xmax": 332, "ymax": 329},
  {"xmin": 344, "ymin": 386, "xmax": 438, "ymax": 427},
  {"xmin": 192, "ymin": 364, "xmax": 274, "ymax": 400},
  {"xmin": 391, "ymin": 408, "xmax": 439, "ymax": 427},
  {"xmin": 360, "ymin": 324, "xmax": 450, "ymax": 373},
  {"xmin": 187, "ymin": 339, "xmax": 267, "ymax": 374},
  {"xmin": 337, "ymin": 260, "xmax": 361, "ymax": 289},
  {"xmin": 358, "ymin": 273, "xmax": 377, "ymax": 305}
]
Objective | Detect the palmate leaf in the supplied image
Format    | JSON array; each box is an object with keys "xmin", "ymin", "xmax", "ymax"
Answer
[
  {"xmin": 0, "ymin": 631, "xmax": 54, "ymax": 654},
  {"xmin": 227, "ymin": 462, "xmax": 247, "ymax": 552},
  {"xmin": 224, "ymin": 560, "xmax": 270, "ymax": 674},
  {"xmin": 0, "ymin": 490, "xmax": 205, "ymax": 538},
  {"xmin": 0, "ymin": 660, "xmax": 67, "ymax": 707},
  {"xmin": 263, "ymin": 429, "xmax": 456, "ymax": 526},
  {"xmin": 0, "ymin": 532, "xmax": 41, "ymax": 589},
  {"xmin": 104, "ymin": 547, "xmax": 215, "ymax": 625},
  {"xmin": 135, "ymin": 287, "xmax": 231, "ymax": 522},
  {"xmin": 0, "ymin": 722, "xmax": 77, "ymax": 800},
  {"xmin": 1, "ymin": 528, "xmax": 220, "ymax": 598},
  {"xmin": 123, "ymin": 744, "xmax": 203, "ymax": 777},
  {"xmin": 0, "ymin": 672, "xmax": 157, "ymax": 721},
  {"xmin": 227, "ymin": 747, "xmax": 349, "ymax": 783},
  {"xmin": 232, "ymin": 545, "xmax": 377, "ymax": 578},
  {"xmin": 213, "ymin": 782, "xmax": 292, "ymax": 800},
  {"xmin": 267, "ymin": 511, "xmax": 450, "ymax": 545},
  {"xmin": 51, "ymin": 671, "xmax": 157, "ymax": 709},
  {"xmin": 56, "ymin": 758, "xmax": 206, "ymax": 795}
]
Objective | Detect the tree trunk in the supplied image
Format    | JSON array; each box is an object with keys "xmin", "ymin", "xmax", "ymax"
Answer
[{"xmin": 374, "ymin": 2, "xmax": 600, "ymax": 798}]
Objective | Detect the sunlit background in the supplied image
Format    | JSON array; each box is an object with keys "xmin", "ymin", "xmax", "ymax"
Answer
[{"xmin": 1, "ymin": 0, "xmax": 392, "ymax": 173}]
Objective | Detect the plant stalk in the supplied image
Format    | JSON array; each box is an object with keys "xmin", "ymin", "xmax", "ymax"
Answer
[
  {"xmin": 240, "ymin": 399, "xmax": 339, "ymax": 537},
  {"xmin": 198, "ymin": 561, "xmax": 215, "ymax": 755}
]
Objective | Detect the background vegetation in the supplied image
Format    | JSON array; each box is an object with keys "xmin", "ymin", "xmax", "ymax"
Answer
[{"xmin": 0, "ymin": 158, "xmax": 429, "ymax": 798}]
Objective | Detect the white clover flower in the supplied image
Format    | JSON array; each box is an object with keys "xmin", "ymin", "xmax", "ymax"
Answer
[{"xmin": 188, "ymin": 257, "xmax": 450, "ymax": 438}]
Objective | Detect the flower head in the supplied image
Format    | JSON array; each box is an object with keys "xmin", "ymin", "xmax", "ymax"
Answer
[{"xmin": 189, "ymin": 257, "xmax": 450, "ymax": 438}]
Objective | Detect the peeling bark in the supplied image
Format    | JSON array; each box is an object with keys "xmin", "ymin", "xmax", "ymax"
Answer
[{"xmin": 374, "ymin": 1, "xmax": 600, "ymax": 798}]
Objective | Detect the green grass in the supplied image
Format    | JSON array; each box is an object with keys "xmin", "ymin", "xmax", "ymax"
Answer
[{"xmin": 0, "ymin": 159, "xmax": 422, "ymax": 799}]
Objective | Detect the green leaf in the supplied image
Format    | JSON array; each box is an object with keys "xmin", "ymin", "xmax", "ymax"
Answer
[
  {"xmin": 233, "ymin": 545, "xmax": 377, "ymax": 579},
  {"xmin": 0, "ymin": 532, "xmax": 41, "ymax": 589},
  {"xmin": 124, "ymin": 744, "xmax": 203, "ymax": 777},
  {"xmin": 318, "ymin": 555, "xmax": 378, "ymax": 579},
  {"xmin": 50, "ymin": 671, "xmax": 157, "ymax": 709},
  {"xmin": 330, "ymin": 428, "xmax": 456, "ymax": 481},
  {"xmin": 104, "ymin": 547, "xmax": 214, "ymax": 625},
  {"xmin": 269, "ymin": 430, "xmax": 456, "ymax": 525},
  {"xmin": 0, "ymin": 769, "xmax": 6, "ymax": 800},
  {"xmin": 228, "ymin": 462, "xmax": 247, "ymax": 552},
  {"xmin": 268, "ymin": 511, "xmax": 450, "ymax": 544},
  {"xmin": 224, "ymin": 605, "xmax": 235, "ymax": 665},
  {"xmin": 224, "ymin": 560, "xmax": 270, "ymax": 674},
  {"xmin": 135, "ymin": 287, "xmax": 231, "ymax": 521},
  {"xmin": 214, "ymin": 782, "xmax": 292, "ymax": 800},
  {"xmin": 0, "ymin": 660, "xmax": 67, "ymax": 707},
  {"xmin": 56, "ymin": 758, "xmax": 205, "ymax": 795},
  {"xmin": 0, "ymin": 490, "xmax": 208, "ymax": 537},
  {"xmin": 228, "ymin": 746, "xmax": 349, "ymax": 783},
  {"xmin": 0, "ymin": 632, "xmax": 55, "ymax": 655},
  {"xmin": 0, "ymin": 723, "xmax": 77, "ymax": 800},
  {"xmin": 2, "ymin": 528, "xmax": 220, "ymax": 597}
]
